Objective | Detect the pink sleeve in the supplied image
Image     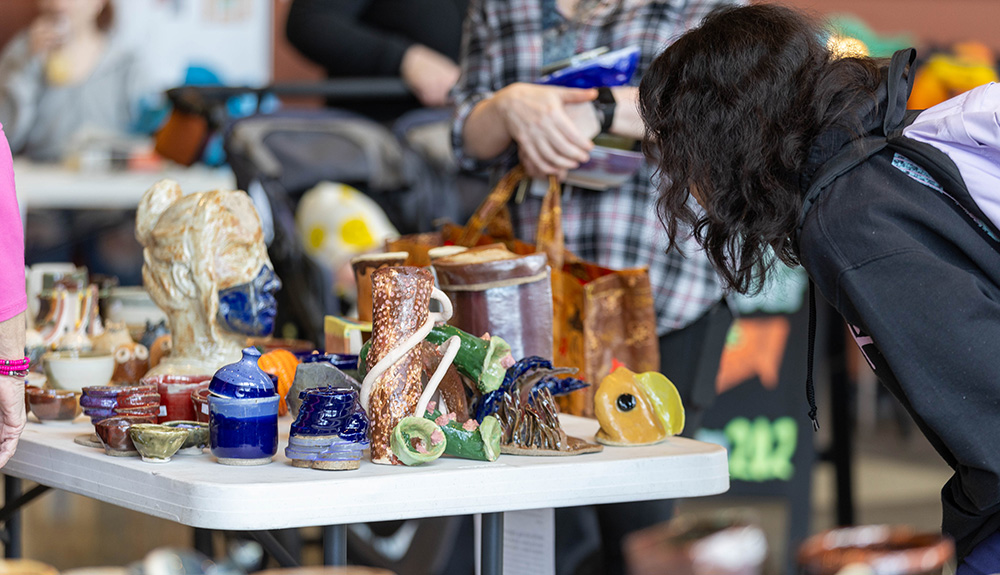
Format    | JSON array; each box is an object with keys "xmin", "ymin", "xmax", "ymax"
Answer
[{"xmin": 0, "ymin": 125, "xmax": 26, "ymax": 323}]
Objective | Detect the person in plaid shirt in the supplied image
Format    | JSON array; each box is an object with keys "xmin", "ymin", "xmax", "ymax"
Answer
[{"xmin": 451, "ymin": 0, "xmax": 742, "ymax": 572}]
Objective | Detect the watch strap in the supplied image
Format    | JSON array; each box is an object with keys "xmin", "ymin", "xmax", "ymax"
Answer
[{"xmin": 595, "ymin": 87, "xmax": 616, "ymax": 134}]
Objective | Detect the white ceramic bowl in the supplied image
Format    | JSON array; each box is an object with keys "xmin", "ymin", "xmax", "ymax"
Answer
[{"xmin": 42, "ymin": 351, "xmax": 115, "ymax": 392}]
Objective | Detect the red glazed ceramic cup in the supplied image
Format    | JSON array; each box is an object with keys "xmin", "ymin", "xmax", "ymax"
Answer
[
  {"xmin": 191, "ymin": 387, "xmax": 211, "ymax": 424},
  {"xmin": 95, "ymin": 414, "xmax": 157, "ymax": 456},
  {"xmin": 141, "ymin": 374, "xmax": 211, "ymax": 423}
]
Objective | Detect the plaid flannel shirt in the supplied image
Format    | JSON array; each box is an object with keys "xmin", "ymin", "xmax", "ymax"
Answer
[{"xmin": 452, "ymin": 0, "xmax": 739, "ymax": 335}]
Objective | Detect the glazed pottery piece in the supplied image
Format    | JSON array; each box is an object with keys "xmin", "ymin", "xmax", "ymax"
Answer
[
  {"xmin": 285, "ymin": 387, "xmax": 369, "ymax": 470},
  {"xmin": 286, "ymin": 362, "xmax": 360, "ymax": 419},
  {"xmin": 257, "ymin": 349, "xmax": 299, "ymax": 416},
  {"xmin": 190, "ymin": 387, "xmax": 211, "ymax": 423},
  {"xmin": 114, "ymin": 404, "xmax": 162, "ymax": 419},
  {"xmin": 798, "ymin": 525, "xmax": 954, "ymax": 575},
  {"xmin": 80, "ymin": 384, "xmax": 158, "ymax": 424},
  {"xmin": 42, "ymin": 350, "xmax": 114, "ymax": 392},
  {"xmin": 350, "ymin": 251, "xmax": 409, "ymax": 325},
  {"xmin": 136, "ymin": 180, "xmax": 281, "ymax": 377},
  {"xmin": 209, "ymin": 347, "xmax": 275, "ymax": 399},
  {"xmin": 360, "ymin": 267, "xmax": 463, "ymax": 466},
  {"xmin": 209, "ymin": 394, "xmax": 280, "ymax": 465},
  {"xmin": 162, "ymin": 420, "xmax": 210, "ymax": 452},
  {"xmin": 129, "ymin": 423, "xmax": 189, "ymax": 463},
  {"xmin": 208, "ymin": 347, "xmax": 280, "ymax": 465},
  {"xmin": 594, "ymin": 367, "xmax": 684, "ymax": 446},
  {"xmin": 94, "ymin": 415, "xmax": 156, "ymax": 456},
  {"xmin": 26, "ymin": 388, "xmax": 81, "ymax": 422},
  {"xmin": 141, "ymin": 374, "xmax": 211, "ymax": 422}
]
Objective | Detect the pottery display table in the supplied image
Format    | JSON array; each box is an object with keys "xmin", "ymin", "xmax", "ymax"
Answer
[{"xmin": 1, "ymin": 415, "xmax": 728, "ymax": 574}]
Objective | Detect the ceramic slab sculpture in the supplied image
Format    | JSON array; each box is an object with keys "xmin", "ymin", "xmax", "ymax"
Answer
[
  {"xmin": 136, "ymin": 180, "xmax": 281, "ymax": 377},
  {"xmin": 359, "ymin": 266, "xmax": 461, "ymax": 465},
  {"xmin": 594, "ymin": 367, "xmax": 685, "ymax": 446}
]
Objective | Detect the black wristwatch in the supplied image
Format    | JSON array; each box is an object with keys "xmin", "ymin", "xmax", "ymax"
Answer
[{"xmin": 594, "ymin": 87, "xmax": 616, "ymax": 134}]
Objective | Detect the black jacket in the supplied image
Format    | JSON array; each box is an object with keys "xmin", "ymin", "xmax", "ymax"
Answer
[{"xmin": 797, "ymin": 50, "xmax": 1000, "ymax": 559}]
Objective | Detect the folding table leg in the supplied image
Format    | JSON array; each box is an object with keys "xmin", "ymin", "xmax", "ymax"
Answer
[
  {"xmin": 323, "ymin": 524, "xmax": 346, "ymax": 566},
  {"xmin": 481, "ymin": 512, "xmax": 503, "ymax": 575},
  {"xmin": 2, "ymin": 476, "xmax": 20, "ymax": 559}
]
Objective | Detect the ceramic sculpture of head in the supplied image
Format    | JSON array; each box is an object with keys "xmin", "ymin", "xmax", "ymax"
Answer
[{"xmin": 136, "ymin": 180, "xmax": 281, "ymax": 376}]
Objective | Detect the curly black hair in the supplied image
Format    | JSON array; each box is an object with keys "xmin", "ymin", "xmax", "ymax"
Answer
[{"xmin": 639, "ymin": 4, "xmax": 883, "ymax": 294}]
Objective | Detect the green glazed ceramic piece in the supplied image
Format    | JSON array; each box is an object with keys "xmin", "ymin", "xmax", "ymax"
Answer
[
  {"xmin": 424, "ymin": 411, "xmax": 501, "ymax": 462},
  {"xmin": 390, "ymin": 416, "xmax": 446, "ymax": 466},
  {"xmin": 129, "ymin": 424, "xmax": 189, "ymax": 463},
  {"xmin": 162, "ymin": 420, "xmax": 210, "ymax": 450}
]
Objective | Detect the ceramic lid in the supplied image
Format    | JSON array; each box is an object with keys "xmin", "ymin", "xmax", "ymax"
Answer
[{"xmin": 209, "ymin": 347, "xmax": 276, "ymax": 399}]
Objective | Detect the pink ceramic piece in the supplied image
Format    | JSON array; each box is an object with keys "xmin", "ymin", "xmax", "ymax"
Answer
[
  {"xmin": 26, "ymin": 388, "xmax": 81, "ymax": 421},
  {"xmin": 95, "ymin": 415, "xmax": 157, "ymax": 456},
  {"xmin": 141, "ymin": 374, "xmax": 212, "ymax": 423}
]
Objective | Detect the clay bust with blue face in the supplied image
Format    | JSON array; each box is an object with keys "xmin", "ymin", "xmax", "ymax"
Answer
[{"xmin": 136, "ymin": 180, "xmax": 282, "ymax": 376}]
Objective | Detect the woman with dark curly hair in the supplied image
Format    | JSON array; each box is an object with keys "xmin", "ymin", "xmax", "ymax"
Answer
[{"xmin": 640, "ymin": 4, "xmax": 1000, "ymax": 572}]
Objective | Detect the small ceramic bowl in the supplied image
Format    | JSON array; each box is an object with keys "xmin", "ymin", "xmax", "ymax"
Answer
[
  {"xmin": 116, "ymin": 390, "xmax": 161, "ymax": 408},
  {"xmin": 129, "ymin": 423, "xmax": 189, "ymax": 463},
  {"xmin": 94, "ymin": 415, "xmax": 156, "ymax": 456},
  {"xmin": 190, "ymin": 387, "xmax": 211, "ymax": 423},
  {"xmin": 26, "ymin": 388, "xmax": 81, "ymax": 423},
  {"xmin": 43, "ymin": 351, "xmax": 114, "ymax": 392},
  {"xmin": 141, "ymin": 374, "xmax": 212, "ymax": 423},
  {"xmin": 114, "ymin": 403, "xmax": 162, "ymax": 419},
  {"xmin": 162, "ymin": 420, "xmax": 210, "ymax": 452}
]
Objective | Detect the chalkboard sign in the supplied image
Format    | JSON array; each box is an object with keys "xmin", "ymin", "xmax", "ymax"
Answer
[{"xmin": 695, "ymin": 264, "xmax": 815, "ymax": 574}]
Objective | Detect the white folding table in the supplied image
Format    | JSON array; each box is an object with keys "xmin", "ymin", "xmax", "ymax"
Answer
[{"xmin": 1, "ymin": 415, "xmax": 728, "ymax": 574}]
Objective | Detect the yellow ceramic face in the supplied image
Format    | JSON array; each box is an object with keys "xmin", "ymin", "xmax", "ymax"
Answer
[{"xmin": 594, "ymin": 367, "xmax": 666, "ymax": 446}]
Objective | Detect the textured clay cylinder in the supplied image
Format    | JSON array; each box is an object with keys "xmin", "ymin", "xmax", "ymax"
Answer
[{"xmin": 368, "ymin": 266, "xmax": 434, "ymax": 465}]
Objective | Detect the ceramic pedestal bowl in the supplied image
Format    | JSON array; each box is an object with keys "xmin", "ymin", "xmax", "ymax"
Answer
[
  {"xmin": 161, "ymin": 420, "xmax": 210, "ymax": 453},
  {"xmin": 43, "ymin": 351, "xmax": 114, "ymax": 392},
  {"xmin": 26, "ymin": 388, "xmax": 81, "ymax": 423},
  {"xmin": 129, "ymin": 424, "xmax": 190, "ymax": 463},
  {"xmin": 94, "ymin": 415, "xmax": 156, "ymax": 456}
]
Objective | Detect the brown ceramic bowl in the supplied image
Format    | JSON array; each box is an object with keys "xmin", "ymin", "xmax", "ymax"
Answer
[
  {"xmin": 190, "ymin": 387, "xmax": 211, "ymax": 423},
  {"xmin": 94, "ymin": 415, "xmax": 156, "ymax": 456},
  {"xmin": 798, "ymin": 525, "xmax": 954, "ymax": 575},
  {"xmin": 114, "ymin": 403, "xmax": 162, "ymax": 419},
  {"xmin": 26, "ymin": 388, "xmax": 81, "ymax": 422},
  {"xmin": 116, "ymin": 390, "xmax": 161, "ymax": 408}
]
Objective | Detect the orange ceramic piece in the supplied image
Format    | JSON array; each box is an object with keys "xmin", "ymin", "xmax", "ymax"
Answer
[{"xmin": 258, "ymin": 349, "xmax": 300, "ymax": 416}]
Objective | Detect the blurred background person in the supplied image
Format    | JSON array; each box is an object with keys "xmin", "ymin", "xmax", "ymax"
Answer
[
  {"xmin": 285, "ymin": 0, "xmax": 467, "ymax": 122},
  {"xmin": 0, "ymin": 0, "xmax": 149, "ymax": 286},
  {"xmin": 452, "ymin": 0, "xmax": 742, "ymax": 573}
]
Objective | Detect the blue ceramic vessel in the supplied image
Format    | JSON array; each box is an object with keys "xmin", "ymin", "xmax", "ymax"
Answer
[
  {"xmin": 208, "ymin": 347, "xmax": 279, "ymax": 465},
  {"xmin": 209, "ymin": 347, "xmax": 275, "ymax": 399},
  {"xmin": 286, "ymin": 387, "xmax": 368, "ymax": 470},
  {"xmin": 209, "ymin": 394, "xmax": 279, "ymax": 465}
]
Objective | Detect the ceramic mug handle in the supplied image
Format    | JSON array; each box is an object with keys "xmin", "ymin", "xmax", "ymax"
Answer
[{"xmin": 359, "ymin": 288, "xmax": 457, "ymax": 413}]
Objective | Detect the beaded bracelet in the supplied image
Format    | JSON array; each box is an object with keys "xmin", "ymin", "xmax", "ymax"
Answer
[{"xmin": 0, "ymin": 357, "xmax": 30, "ymax": 378}]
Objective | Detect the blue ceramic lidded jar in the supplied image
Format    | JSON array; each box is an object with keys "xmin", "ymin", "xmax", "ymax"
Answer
[{"xmin": 208, "ymin": 347, "xmax": 280, "ymax": 466}]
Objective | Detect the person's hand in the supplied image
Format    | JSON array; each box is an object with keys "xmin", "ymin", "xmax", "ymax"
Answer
[
  {"xmin": 0, "ymin": 376, "xmax": 26, "ymax": 468},
  {"xmin": 494, "ymin": 83, "xmax": 597, "ymax": 179},
  {"xmin": 400, "ymin": 44, "xmax": 461, "ymax": 108},
  {"xmin": 28, "ymin": 15, "xmax": 69, "ymax": 57}
]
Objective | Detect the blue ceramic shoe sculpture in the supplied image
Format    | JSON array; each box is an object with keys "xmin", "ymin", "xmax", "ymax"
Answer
[
  {"xmin": 285, "ymin": 387, "xmax": 369, "ymax": 470},
  {"xmin": 209, "ymin": 347, "xmax": 279, "ymax": 465}
]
